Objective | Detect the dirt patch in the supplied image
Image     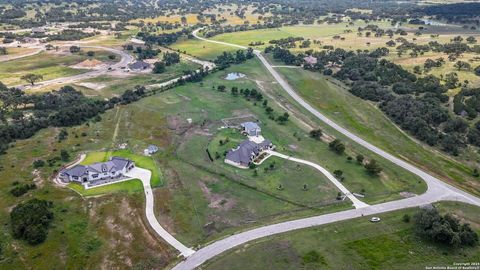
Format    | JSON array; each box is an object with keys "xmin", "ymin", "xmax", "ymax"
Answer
[
  {"xmin": 71, "ymin": 59, "xmax": 106, "ymax": 69},
  {"xmin": 167, "ymin": 115, "xmax": 182, "ymax": 129},
  {"xmin": 198, "ymin": 180, "xmax": 236, "ymax": 211},
  {"xmin": 400, "ymin": 191, "xmax": 417, "ymax": 198},
  {"xmin": 288, "ymin": 144, "xmax": 298, "ymax": 150},
  {"xmin": 77, "ymin": 82, "xmax": 106, "ymax": 90},
  {"xmin": 32, "ymin": 169, "xmax": 44, "ymax": 188},
  {"xmin": 166, "ymin": 114, "xmax": 192, "ymax": 134}
]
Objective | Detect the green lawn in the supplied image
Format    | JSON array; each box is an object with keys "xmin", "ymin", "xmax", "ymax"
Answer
[
  {"xmin": 77, "ymin": 149, "xmax": 163, "ymax": 189},
  {"xmin": 170, "ymin": 36, "xmax": 239, "ymax": 61},
  {"xmin": 68, "ymin": 179, "xmax": 143, "ymax": 196},
  {"xmin": 208, "ymin": 21, "xmax": 392, "ymax": 50},
  {"xmin": 275, "ymin": 66, "xmax": 480, "ymax": 196},
  {"xmin": 205, "ymin": 201, "xmax": 480, "ymax": 270},
  {"xmin": 207, "ymin": 129, "xmax": 341, "ymax": 205}
]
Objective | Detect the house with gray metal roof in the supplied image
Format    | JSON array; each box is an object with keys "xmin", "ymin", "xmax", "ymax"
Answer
[
  {"xmin": 144, "ymin": 144, "xmax": 159, "ymax": 155},
  {"xmin": 240, "ymin": 122, "xmax": 261, "ymax": 136},
  {"xmin": 225, "ymin": 139, "xmax": 273, "ymax": 168},
  {"xmin": 59, "ymin": 156, "xmax": 135, "ymax": 183}
]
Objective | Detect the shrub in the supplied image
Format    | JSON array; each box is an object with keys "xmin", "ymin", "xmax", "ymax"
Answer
[
  {"xmin": 33, "ymin": 159, "xmax": 45, "ymax": 168},
  {"xmin": 309, "ymin": 129, "xmax": 322, "ymax": 140},
  {"xmin": 329, "ymin": 139, "xmax": 345, "ymax": 154},
  {"xmin": 10, "ymin": 199, "xmax": 54, "ymax": 245},
  {"xmin": 364, "ymin": 159, "xmax": 382, "ymax": 175},
  {"xmin": 10, "ymin": 183, "xmax": 36, "ymax": 197}
]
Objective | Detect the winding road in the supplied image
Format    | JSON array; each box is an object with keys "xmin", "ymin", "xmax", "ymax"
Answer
[
  {"xmin": 169, "ymin": 28, "xmax": 480, "ymax": 270},
  {"xmin": 125, "ymin": 168, "xmax": 195, "ymax": 257}
]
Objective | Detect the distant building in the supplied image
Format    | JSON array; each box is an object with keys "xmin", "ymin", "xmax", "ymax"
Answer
[
  {"xmin": 144, "ymin": 144, "xmax": 159, "ymax": 156},
  {"xmin": 224, "ymin": 140, "xmax": 274, "ymax": 168},
  {"xmin": 128, "ymin": 60, "xmax": 151, "ymax": 70},
  {"xmin": 241, "ymin": 122, "xmax": 261, "ymax": 136},
  {"xmin": 31, "ymin": 27, "xmax": 46, "ymax": 34},
  {"xmin": 303, "ymin": 55, "xmax": 317, "ymax": 66},
  {"xmin": 59, "ymin": 156, "xmax": 135, "ymax": 183},
  {"xmin": 21, "ymin": 37, "xmax": 37, "ymax": 44}
]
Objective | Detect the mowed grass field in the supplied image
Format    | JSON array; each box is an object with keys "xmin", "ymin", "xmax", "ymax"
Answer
[
  {"xmin": 208, "ymin": 20, "xmax": 393, "ymax": 48},
  {"xmin": 170, "ymin": 36, "xmax": 239, "ymax": 61},
  {"xmin": 275, "ymin": 66, "xmax": 480, "ymax": 196},
  {"xmin": 204, "ymin": 201, "xmax": 480, "ymax": 270}
]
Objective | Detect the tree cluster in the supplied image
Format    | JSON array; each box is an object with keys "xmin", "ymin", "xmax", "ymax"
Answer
[
  {"xmin": 10, "ymin": 199, "xmax": 54, "ymax": 245},
  {"xmin": 213, "ymin": 48, "xmax": 254, "ymax": 69},
  {"xmin": 415, "ymin": 208, "xmax": 478, "ymax": 248}
]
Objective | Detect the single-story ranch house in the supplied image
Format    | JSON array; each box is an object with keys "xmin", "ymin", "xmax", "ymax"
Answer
[
  {"xmin": 225, "ymin": 139, "xmax": 274, "ymax": 168},
  {"xmin": 59, "ymin": 156, "xmax": 135, "ymax": 183}
]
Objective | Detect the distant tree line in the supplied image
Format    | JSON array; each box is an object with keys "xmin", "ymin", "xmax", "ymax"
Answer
[
  {"xmin": 45, "ymin": 29, "xmax": 95, "ymax": 41},
  {"xmin": 0, "ymin": 83, "xmax": 150, "ymax": 155}
]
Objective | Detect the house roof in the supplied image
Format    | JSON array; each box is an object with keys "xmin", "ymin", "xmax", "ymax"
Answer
[
  {"xmin": 147, "ymin": 145, "xmax": 159, "ymax": 152},
  {"xmin": 32, "ymin": 27, "xmax": 46, "ymax": 33},
  {"xmin": 60, "ymin": 156, "xmax": 133, "ymax": 177},
  {"xmin": 226, "ymin": 139, "xmax": 271, "ymax": 165},
  {"xmin": 129, "ymin": 60, "xmax": 151, "ymax": 70},
  {"xmin": 61, "ymin": 165, "xmax": 88, "ymax": 177},
  {"xmin": 303, "ymin": 55, "xmax": 317, "ymax": 65},
  {"xmin": 241, "ymin": 122, "xmax": 260, "ymax": 131}
]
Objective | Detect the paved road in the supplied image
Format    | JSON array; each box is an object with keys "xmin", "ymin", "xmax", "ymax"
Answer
[
  {"xmin": 267, "ymin": 150, "xmax": 369, "ymax": 209},
  {"xmin": 125, "ymin": 167, "xmax": 195, "ymax": 257},
  {"xmin": 0, "ymin": 47, "xmax": 43, "ymax": 62},
  {"xmin": 170, "ymin": 28, "xmax": 480, "ymax": 270}
]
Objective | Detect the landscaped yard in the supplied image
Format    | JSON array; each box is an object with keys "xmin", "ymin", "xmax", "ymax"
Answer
[
  {"xmin": 71, "ymin": 149, "xmax": 163, "ymax": 197},
  {"xmin": 68, "ymin": 179, "xmax": 143, "ymax": 197},
  {"xmin": 204, "ymin": 201, "xmax": 480, "ymax": 270}
]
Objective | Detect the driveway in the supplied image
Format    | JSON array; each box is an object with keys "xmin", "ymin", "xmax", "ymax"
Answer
[
  {"xmin": 124, "ymin": 167, "xmax": 195, "ymax": 257},
  {"xmin": 267, "ymin": 150, "xmax": 369, "ymax": 209},
  {"xmin": 169, "ymin": 28, "xmax": 480, "ymax": 270}
]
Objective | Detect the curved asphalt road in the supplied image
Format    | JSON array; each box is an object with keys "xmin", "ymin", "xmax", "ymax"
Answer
[{"xmin": 170, "ymin": 29, "xmax": 480, "ymax": 270}]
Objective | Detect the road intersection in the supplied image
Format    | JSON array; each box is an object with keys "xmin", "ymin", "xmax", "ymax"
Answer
[{"xmin": 167, "ymin": 28, "xmax": 480, "ymax": 270}]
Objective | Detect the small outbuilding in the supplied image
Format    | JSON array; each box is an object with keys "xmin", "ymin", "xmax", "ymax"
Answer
[
  {"xmin": 129, "ymin": 60, "xmax": 151, "ymax": 70},
  {"xmin": 144, "ymin": 144, "xmax": 159, "ymax": 156},
  {"xmin": 31, "ymin": 27, "xmax": 46, "ymax": 34},
  {"xmin": 240, "ymin": 122, "xmax": 261, "ymax": 136}
]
